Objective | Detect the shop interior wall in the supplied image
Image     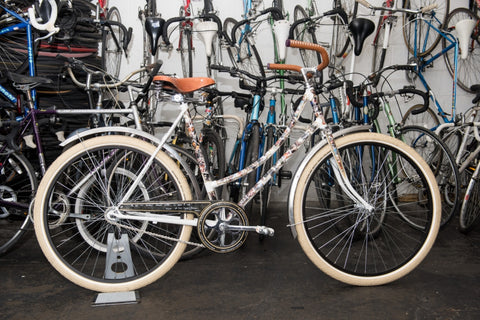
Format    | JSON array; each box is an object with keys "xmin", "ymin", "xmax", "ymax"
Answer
[{"xmin": 110, "ymin": 0, "xmax": 473, "ymax": 199}]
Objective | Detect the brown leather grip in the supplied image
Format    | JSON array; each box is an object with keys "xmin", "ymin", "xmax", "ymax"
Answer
[
  {"xmin": 286, "ymin": 39, "xmax": 329, "ymax": 72},
  {"xmin": 267, "ymin": 63, "xmax": 302, "ymax": 73}
]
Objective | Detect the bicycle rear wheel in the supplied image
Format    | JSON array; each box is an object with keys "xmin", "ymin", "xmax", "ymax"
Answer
[
  {"xmin": 401, "ymin": 104, "xmax": 440, "ymax": 129},
  {"xmin": 224, "ymin": 18, "xmax": 265, "ymax": 84},
  {"xmin": 201, "ymin": 128, "xmax": 226, "ymax": 197},
  {"xmin": 34, "ymin": 136, "xmax": 193, "ymax": 292},
  {"xmin": 402, "ymin": 0, "xmax": 450, "ymax": 57},
  {"xmin": 179, "ymin": 28, "xmax": 193, "ymax": 78},
  {"xmin": 332, "ymin": 4, "xmax": 351, "ymax": 59},
  {"xmin": 399, "ymin": 125, "xmax": 460, "ymax": 227},
  {"xmin": 293, "ymin": 5, "xmax": 321, "ymax": 68},
  {"xmin": 292, "ymin": 132, "xmax": 441, "ymax": 286},
  {"xmin": 443, "ymin": 8, "xmax": 480, "ymax": 93},
  {"xmin": 0, "ymin": 151, "xmax": 37, "ymax": 255}
]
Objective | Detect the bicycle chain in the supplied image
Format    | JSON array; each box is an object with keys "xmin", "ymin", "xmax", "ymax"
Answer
[{"xmin": 108, "ymin": 219, "xmax": 205, "ymax": 248}]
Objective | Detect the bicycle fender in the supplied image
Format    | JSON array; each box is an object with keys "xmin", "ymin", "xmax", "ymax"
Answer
[{"xmin": 287, "ymin": 125, "xmax": 372, "ymax": 239}]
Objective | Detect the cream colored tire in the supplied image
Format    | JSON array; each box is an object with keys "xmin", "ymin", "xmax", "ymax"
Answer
[
  {"xmin": 34, "ymin": 136, "xmax": 193, "ymax": 292},
  {"xmin": 292, "ymin": 132, "xmax": 441, "ymax": 286}
]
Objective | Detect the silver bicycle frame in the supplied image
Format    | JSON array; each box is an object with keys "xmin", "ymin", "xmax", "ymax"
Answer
[{"xmin": 103, "ymin": 75, "xmax": 374, "ymax": 227}]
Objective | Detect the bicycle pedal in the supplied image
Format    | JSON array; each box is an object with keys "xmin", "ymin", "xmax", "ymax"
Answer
[
  {"xmin": 279, "ymin": 170, "xmax": 292, "ymax": 180},
  {"xmin": 255, "ymin": 226, "xmax": 274, "ymax": 237}
]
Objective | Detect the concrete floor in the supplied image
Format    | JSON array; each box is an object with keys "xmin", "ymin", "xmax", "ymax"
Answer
[{"xmin": 1, "ymin": 202, "xmax": 479, "ymax": 320}]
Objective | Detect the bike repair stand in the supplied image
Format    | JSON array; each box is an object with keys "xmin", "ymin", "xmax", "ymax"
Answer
[{"xmin": 92, "ymin": 232, "xmax": 140, "ymax": 306}]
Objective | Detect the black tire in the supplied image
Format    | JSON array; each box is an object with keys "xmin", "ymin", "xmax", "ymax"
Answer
[
  {"xmin": 0, "ymin": 151, "xmax": 37, "ymax": 255},
  {"xmin": 201, "ymin": 128, "xmax": 226, "ymax": 197},
  {"xmin": 293, "ymin": 5, "xmax": 321, "ymax": 68},
  {"xmin": 226, "ymin": 18, "xmax": 265, "ymax": 84},
  {"xmin": 180, "ymin": 28, "xmax": 193, "ymax": 78},
  {"xmin": 333, "ymin": 0, "xmax": 353, "ymax": 58},
  {"xmin": 399, "ymin": 125, "xmax": 460, "ymax": 227},
  {"xmin": 101, "ymin": 6, "xmax": 123, "ymax": 78}
]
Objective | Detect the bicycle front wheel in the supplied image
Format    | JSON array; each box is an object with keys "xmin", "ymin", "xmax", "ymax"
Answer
[
  {"xmin": 402, "ymin": 0, "xmax": 449, "ymax": 57},
  {"xmin": 292, "ymin": 132, "xmax": 441, "ymax": 286},
  {"xmin": 224, "ymin": 18, "xmax": 265, "ymax": 84},
  {"xmin": 179, "ymin": 28, "xmax": 193, "ymax": 78},
  {"xmin": 34, "ymin": 136, "xmax": 193, "ymax": 292},
  {"xmin": 401, "ymin": 104, "xmax": 440, "ymax": 129},
  {"xmin": 293, "ymin": 5, "xmax": 321, "ymax": 68},
  {"xmin": 102, "ymin": 6, "xmax": 123, "ymax": 78}
]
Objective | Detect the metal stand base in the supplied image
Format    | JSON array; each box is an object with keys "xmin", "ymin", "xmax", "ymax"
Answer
[
  {"xmin": 91, "ymin": 232, "xmax": 140, "ymax": 306},
  {"xmin": 92, "ymin": 291, "xmax": 140, "ymax": 307}
]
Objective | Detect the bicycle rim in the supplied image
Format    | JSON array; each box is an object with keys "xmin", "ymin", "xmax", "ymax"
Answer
[
  {"xmin": 402, "ymin": 0, "xmax": 450, "ymax": 57},
  {"xmin": 293, "ymin": 132, "xmax": 441, "ymax": 286},
  {"xmin": 101, "ymin": 6, "xmax": 123, "ymax": 78},
  {"xmin": 34, "ymin": 136, "xmax": 193, "ymax": 292}
]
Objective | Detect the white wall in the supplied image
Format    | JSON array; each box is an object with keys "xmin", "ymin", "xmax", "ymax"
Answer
[{"xmin": 109, "ymin": 0, "xmax": 474, "ymax": 198}]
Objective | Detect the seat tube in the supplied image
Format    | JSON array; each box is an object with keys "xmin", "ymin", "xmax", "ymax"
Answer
[{"xmin": 251, "ymin": 94, "xmax": 261, "ymax": 121}]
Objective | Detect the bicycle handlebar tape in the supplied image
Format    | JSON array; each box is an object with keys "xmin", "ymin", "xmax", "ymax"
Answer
[
  {"xmin": 267, "ymin": 63, "xmax": 302, "ymax": 73},
  {"xmin": 162, "ymin": 16, "xmax": 186, "ymax": 46},
  {"xmin": 421, "ymin": 3, "xmax": 438, "ymax": 13},
  {"xmin": 286, "ymin": 39, "xmax": 329, "ymax": 71},
  {"xmin": 399, "ymin": 88, "xmax": 430, "ymax": 115},
  {"xmin": 261, "ymin": 7, "xmax": 284, "ymax": 21}
]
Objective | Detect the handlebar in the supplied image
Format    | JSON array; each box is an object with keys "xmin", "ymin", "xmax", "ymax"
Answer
[
  {"xmin": 267, "ymin": 39, "xmax": 329, "ymax": 73},
  {"xmin": 368, "ymin": 64, "xmax": 417, "ymax": 87},
  {"xmin": 105, "ymin": 20, "xmax": 133, "ymax": 55},
  {"xmin": 162, "ymin": 13, "xmax": 222, "ymax": 46},
  {"xmin": 62, "ymin": 56, "xmax": 162, "ymax": 90},
  {"xmin": 76, "ymin": 17, "xmax": 132, "ymax": 55},
  {"xmin": 231, "ymin": 7, "xmax": 283, "ymax": 44},
  {"xmin": 355, "ymin": 0, "xmax": 438, "ymax": 14},
  {"xmin": 28, "ymin": 0, "xmax": 60, "ymax": 39},
  {"xmin": 288, "ymin": 8, "xmax": 347, "ymax": 40},
  {"xmin": 369, "ymin": 87, "xmax": 430, "ymax": 115},
  {"xmin": 210, "ymin": 64, "xmax": 303, "ymax": 87}
]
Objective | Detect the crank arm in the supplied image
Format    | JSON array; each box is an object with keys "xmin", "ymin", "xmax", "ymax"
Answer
[{"xmin": 224, "ymin": 225, "xmax": 275, "ymax": 237}]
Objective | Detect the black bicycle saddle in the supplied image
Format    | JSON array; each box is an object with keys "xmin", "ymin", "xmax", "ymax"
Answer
[
  {"xmin": 349, "ymin": 18, "xmax": 375, "ymax": 56},
  {"xmin": 145, "ymin": 17, "xmax": 165, "ymax": 56}
]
